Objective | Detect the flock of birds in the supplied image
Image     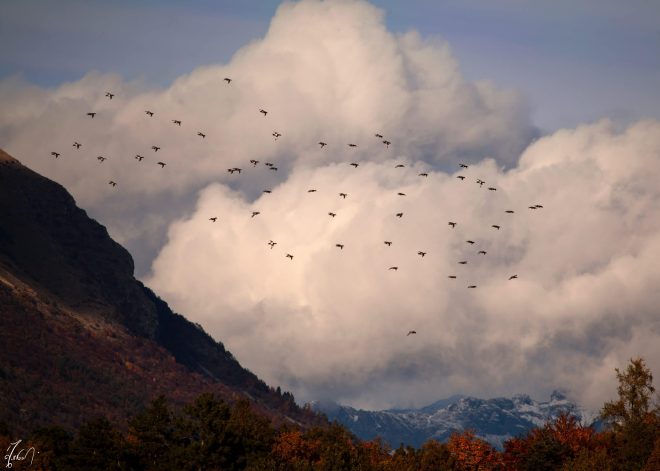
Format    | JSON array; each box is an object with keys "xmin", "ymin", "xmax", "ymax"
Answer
[{"xmin": 48, "ymin": 76, "xmax": 544, "ymax": 336}]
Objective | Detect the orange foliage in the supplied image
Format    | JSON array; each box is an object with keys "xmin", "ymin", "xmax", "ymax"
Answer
[{"xmin": 448, "ymin": 429, "xmax": 503, "ymax": 470}]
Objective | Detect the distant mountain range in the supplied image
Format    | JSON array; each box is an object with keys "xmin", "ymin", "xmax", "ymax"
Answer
[
  {"xmin": 315, "ymin": 391, "xmax": 597, "ymax": 449},
  {"xmin": 0, "ymin": 149, "xmax": 323, "ymax": 434}
]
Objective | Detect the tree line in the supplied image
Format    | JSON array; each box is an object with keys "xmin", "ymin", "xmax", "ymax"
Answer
[{"xmin": 1, "ymin": 357, "xmax": 658, "ymax": 470}]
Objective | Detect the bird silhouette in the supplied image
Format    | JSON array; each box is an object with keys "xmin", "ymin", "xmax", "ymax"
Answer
[
  {"xmin": 269, "ymin": 167, "xmax": 278, "ymax": 171},
  {"xmin": 172, "ymin": 120, "xmax": 182, "ymax": 126},
  {"xmin": 336, "ymin": 244, "xmax": 344, "ymax": 250},
  {"xmin": 448, "ymin": 275, "xmax": 457, "ymax": 279},
  {"xmin": 488, "ymin": 187, "xmax": 497, "ymax": 191},
  {"xmin": 467, "ymin": 285, "xmax": 477, "ymax": 289},
  {"xmin": 406, "ymin": 330, "xmax": 416, "ymax": 336},
  {"xmin": 51, "ymin": 151, "xmax": 60, "ymax": 158},
  {"xmin": 458, "ymin": 261, "xmax": 467, "ymax": 264},
  {"xmin": 383, "ymin": 140, "xmax": 391, "ymax": 147},
  {"xmin": 259, "ymin": 109, "xmax": 268, "ymax": 116},
  {"xmin": 135, "ymin": 154, "xmax": 144, "ymax": 161},
  {"xmin": 250, "ymin": 159, "xmax": 259, "ymax": 166},
  {"xmin": 505, "ymin": 210, "xmax": 515, "ymax": 214},
  {"xmin": 209, "ymin": 217, "xmax": 217, "ymax": 222},
  {"xmin": 339, "ymin": 193, "xmax": 348, "ymax": 198},
  {"xmin": 157, "ymin": 161, "xmax": 166, "ymax": 168},
  {"xmin": 509, "ymin": 275, "xmax": 518, "ymax": 280},
  {"xmin": 478, "ymin": 250, "xmax": 487, "ymax": 255},
  {"xmin": 224, "ymin": 77, "xmax": 232, "ymax": 84},
  {"xmin": 397, "ymin": 192, "xmax": 406, "ymax": 196},
  {"xmin": 457, "ymin": 175, "xmax": 465, "ymax": 180},
  {"xmin": 375, "ymin": 133, "xmax": 383, "ymax": 138},
  {"xmin": 384, "ymin": 241, "xmax": 392, "ymax": 246},
  {"xmin": 319, "ymin": 142, "xmax": 327, "ymax": 148},
  {"xmin": 109, "ymin": 181, "xmax": 117, "ymax": 187},
  {"xmin": 251, "ymin": 212, "xmax": 261, "ymax": 218},
  {"xmin": 348, "ymin": 143, "xmax": 357, "ymax": 148},
  {"xmin": 419, "ymin": 173, "xmax": 428, "ymax": 177},
  {"xmin": 151, "ymin": 146, "xmax": 160, "ymax": 152},
  {"xmin": 460, "ymin": 163, "xmax": 469, "ymax": 168},
  {"xmin": 145, "ymin": 110, "xmax": 154, "ymax": 117},
  {"xmin": 389, "ymin": 266, "xmax": 398, "ymax": 271},
  {"xmin": 534, "ymin": 204, "xmax": 544, "ymax": 209},
  {"xmin": 491, "ymin": 225, "xmax": 500, "ymax": 230},
  {"xmin": 197, "ymin": 132, "xmax": 206, "ymax": 138},
  {"xmin": 105, "ymin": 92, "xmax": 114, "ymax": 99},
  {"xmin": 396, "ymin": 213, "xmax": 403, "ymax": 218},
  {"xmin": 73, "ymin": 142, "xmax": 82, "ymax": 149},
  {"xmin": 265, "ymin": 162, "xmax": 273, "ymax": 167},
  {"xmin": 466, "ymin": 240, "xmax": 475, "ymax": 244},
  {"xmin": 448, "ymin": 222, "xmax": 457, "ymax": 228},
  {"xmin": 328, "ymin": 212, "xmax": 336, "ymax": 217},
  {"xmin": 286, "ymin": 253, "xmax": 294, "ymax": 260},
  {"xmin": 349, "ymin": 163, "xmax": 359, "ymax": 168},
  {"xmin": 227, "ymin": 167, "xmax": 242, "ymax": 174},
  {"xmin": 87, "ymin": 112, "xmax": 96, "ymax": 118},
  {"xmin": 97, "ymin": 156, "xmax": 106, "ymax": 162},
  {"xmin": 476, "ymin": 179, "xmax": 485, "ymax": 187},
  {"xmin": 395, "ymin": 164, "xmax": 405, "ymax": 168},
  {"xmin": 268, "ymin": 240, "xmax": 277, "ymax": 249},
  {"xmin": 417, "ymin": 251, "xmax": 426, "ymax": 257},
  {"xmin": 528, "ymin": 206, "xmax": 537, "ymax": 210},
  {"xmin": 308, "ymin": 189, "xmax": 317, "ymax": 193},
  {"xmin": 272, "ymin": 131, "xmax": 282, "ymax": 139},
  {"xmin": 263, "ymin": 190, "xmax": 272, "ymax": 194}
]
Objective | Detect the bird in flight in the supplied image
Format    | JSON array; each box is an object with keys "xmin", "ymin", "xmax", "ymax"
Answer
[
  {"xmin": 51, "ymin": 151, "xmax": 60, "ymax": 158},
  {"xmin": 339, "ymin": 193, "xmax": 348, "ymax": 198},
  {"xmin": 109, "ymin": 181, "xmax": 117, "ymax": 187},
  {"xmin": 491, "ymin": 225, "xmax": 500, "ymax": 230},
  {"xmin": 286, "ymin": 253, "xmax": 294, "ymax": 260},
  {"xmin": 269, "ymin": 166, "xmax": 278, "ymax": 171},
  {"xmin": 336, "ymin": 244, "xmax": 344, "ymax": 250},
  {"xmin": 87, "ymin": 112, "xmax": 96, "ymax": 118},
  {"xmin": 151, "ymin": 146, "xmax": 160, "ymax": 152},
  {"xmin": 457, "ymin": 175, "xmax": 465, "ymax": 180},
  {"xmin": 209, "ymin": 217, "xmax": 217, "ymax": 222},
  {"xmin": 268, "ymin": 240, "xmax": 277, "ymax": 249},
  {"xmin": 105, "ymin": 92, "xmax": 114, "ymax": 99},
  {"xmin": 259, "ymin": 109, "xmax": 268, "ymax": 116},
  {"xmin": 466, "ymin": 240, "xmax": 475, "ymax": 244},
  {"xmin": 250, "ymin": 159, "xmax": 259, "ymax": 166},
  {"xmin": 145, "ymin": 110, "xmax": 154, "ymax": 117},
  {"xmin": 308, "ymin": 189, "xmax": 317, "ymax": 193},
  {"xmin": 197, "ymin": 132, "xmax": 206, "ymax": 138},
  {"xmin": 505, "ymin": 210, "xmax": 515, "ymax": 214},
  {"xmin": 319, "ymin": 142, "xmax": 327, "ymax": 148},
  {"xmin": 417, "ymin": 251, "xmax": 426, "ymax": 257},
  {"xmin": 534, "ymin": 204, "xmax": 544, "ymax": 209},
  {"xmin": 73, "ymin": 142, "xmax": 82, "ymax": 149},
  {"xmin": 407, "ymin": 330, "xmax": 416, "ymax": 336},
  {"xmin": 272, "ymin": 131, "xmax": 282, "ymax": 139},
  {"xmin": 135, "ymin": 154, "xmax": 144, "ymax": 161},
  {"xmin": 228, "ymin": 167, "xmax": 242, "ymax": 174},
  {"xmin": 476, "ymin": 179, "xmax": 485, "ymax": 187},
  {"xmin": 419, "ymin": 173, "xmax": 428, "ymax": 177},
  {"xmin": 396, "ymin": 212, "xmax": 403, "ymax": 218},
  {"xmin": 448, "ymin": 275, "xmax": 457, "ymax": 279},
  {"xmin": 389, "ymin": 266, "xmax": 398, "ymax": 271},
  {"xmin": 458, "ymin": 261, "xmax": 467, "ymax": 264},
  {"xmin": 460, "ymin": 163, "xmax": 469, "ymax": 168},
  {"xmin": 478, "ymin": 250, "xmax": 487, "ymax": 255},
  {"xmin": 328, "ymin": 212, "xmax": 336, "ymax": 217},
  {"xmin": 468, "ymin": 285, "xmax": 477, "ymax": 289},
  {"xmin": 265, "ymin": 162, "xmax": 273, "ymax": 167},
  {"xmin": 448, "ymin": 221, "xmax": 457, "ymax": 228},
  {"xmin": 172, "ymin": 120, "xmax": 182, "ymax": 126},
  {"xmin": 263, "ymin": 190, "xmax": 272, "ymax": 194},
  {"xmin": 375, "ymin": 133, "xmax": 383, "ymax": 138},
  {"xmin": 509, "ymin": 275, "xmax": 518, "ymax": 280},
  {"xmin": 251, "ymin": 211, "xmax": 260, "ymax": 218},
  {"xmin": 397, "ymin": 192, "xmax": 406, "ymax": 196},
  {"xmin": 224, "ymin": 77, "xmax": 232, "ymax": 84},
  {"xmin": 528, "ymin": 206, "xmax": 538, "ymax": 210},
  {"xmin": 157, "ymin": 161, "xmax": 166, "ymax": 168},
  {"xmin": 384, "ymin": 241, "xmax": 392, "ymax": 246},
  {"xmin": 488, "ymin": 187, "xmax": 497, "ymax": 191},
  {"xmin": 395, "ymin": 164, "xmax": 405, "ymax": 168},
  {"xmin": 348, "ymin": 143, "xmax": 357, "ymax": 148},
  {"xmin": 383, "ymin": 140, "xmax": 391, "ymax": 147},
  {"xmin": 97, "ymin": 156, "xmax": 107, "ymax": 163},
  {"xmin": 349, "ymin": 163, "xmax": 359, "ymax": 168}
]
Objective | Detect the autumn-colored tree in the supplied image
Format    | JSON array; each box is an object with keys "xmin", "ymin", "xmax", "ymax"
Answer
[
  {"xmin": 448, "ymin": 430, "xmax": 502, "ymax": 470},
  {"xmin": 600, "ymin": 357, "xmax": 659, "ymax": 470},
  {"xmin": 418, "ymin": 439, "xmax": 457, "ymax": 470}
]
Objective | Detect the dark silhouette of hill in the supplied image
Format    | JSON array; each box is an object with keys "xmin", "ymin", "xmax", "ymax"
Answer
[{"xmin": 0, "ymin": 149, "xmax": 322, "ymax": 434}]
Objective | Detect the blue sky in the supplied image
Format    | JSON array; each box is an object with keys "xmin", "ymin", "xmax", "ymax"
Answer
[{"xmin": 2, "ymin": 0, "xmax": 659, "ymax": 132}]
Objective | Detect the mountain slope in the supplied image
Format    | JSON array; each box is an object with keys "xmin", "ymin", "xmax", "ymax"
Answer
[
  {"xmin": 0, "ymin": 149, "xmax": 321, "ymax": 434},
  {"xmin": 316, "ymin": 391, "xmax": 591, "ymax": 449}
]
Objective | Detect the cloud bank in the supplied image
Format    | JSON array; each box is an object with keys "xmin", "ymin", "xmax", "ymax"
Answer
[{"xmin": 2, "ymin": 0, "xmax": 658, "ymax": 410}]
